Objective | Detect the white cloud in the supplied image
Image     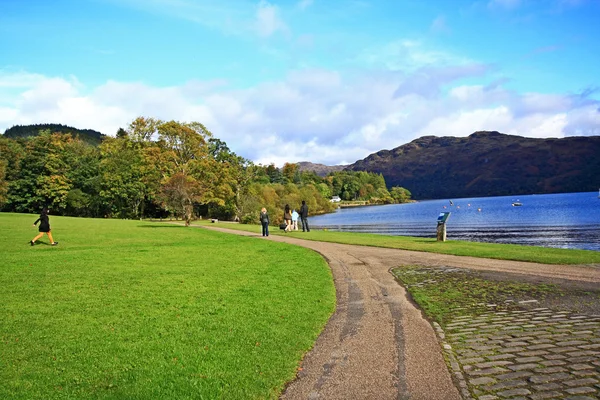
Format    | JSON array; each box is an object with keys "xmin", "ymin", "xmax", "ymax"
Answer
[
  {"xmin": 358, "ymin": 40, "xmax": 473, "ymax": 72},
  {"xmin": 254, "ymin": 1, "xmax": 289, "ymax": 37},
  {"xmin": 0, "ymin": 70, "xmax": 48, "ymax": 88},
  {"xmin": 1, "ymin": 68, "xmax": 598, "ymax": 166},
  {"xmin": 297, "ymin": 0, "xmax": 314, "ymax": 10}
]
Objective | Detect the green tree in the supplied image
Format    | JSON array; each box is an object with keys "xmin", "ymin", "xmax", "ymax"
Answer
[
  {"xmin": 265, "ymin": 163, "xmax": 284, "ymax": 184},
  {"xmin": 0, "ymin": 160, "xmax": 8, "ymax": 207},
  {"xmin": 390, "ymin": 186, "xmax": 412, "ymax": 203},
  {"xmin": 62, "ymin": 138, "xmax": 102, "ymax": 217},
  {"xmin": 99, "ymin": 136, "xmax": 148, "ymax": 218},
  {"xmin": 8, "ymin": 131, "xmax": 73, "ymax": 213}
]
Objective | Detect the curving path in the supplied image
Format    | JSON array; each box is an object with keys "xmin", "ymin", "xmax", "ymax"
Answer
[{"xmin": 200, "ymin": 225, "xmax": 600, "ymax": 400}]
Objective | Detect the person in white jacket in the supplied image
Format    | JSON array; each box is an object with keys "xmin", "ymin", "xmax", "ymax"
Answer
[{"xmin": 291, "ymin": 209, "xmax": 299, "ymax": 231}]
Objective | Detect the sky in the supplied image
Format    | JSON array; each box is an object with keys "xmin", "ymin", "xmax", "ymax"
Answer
[{"xmin": 1, "ymin": 0, "xmax": 599, "ymax": 166}]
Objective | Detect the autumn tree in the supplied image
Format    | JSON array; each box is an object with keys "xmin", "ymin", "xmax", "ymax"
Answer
[
  {"xmin": 209, "ymin": 138, "xmax": 256, "ymax": 221},
  {"xmin": 282, "ymin": 162, "xmax": 299, "ymax": 183},
  {"xmin": 8, "ymin": 131, "xmax": 73, "ymax": 213},
  {"xmin": 157, "ymin": 120, "xmax": 232, "ymax": 225}
]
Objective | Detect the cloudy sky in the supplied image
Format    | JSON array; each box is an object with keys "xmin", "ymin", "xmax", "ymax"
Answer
[{"xmin": 1, "ymin": 0, "xmax": 599, "ymax": 166}]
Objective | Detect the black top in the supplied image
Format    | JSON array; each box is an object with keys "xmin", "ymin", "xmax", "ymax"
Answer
[
  {"xmin": 300, "ymin": 204, "xmax": 308, "ymax": 218},
  {"xmin": 34, "ymin": 214, "xmax": 50, "ymax": 232},
  {"xmin": 260, "ymin": 212, "xmax": 269, "ymax": 224}
]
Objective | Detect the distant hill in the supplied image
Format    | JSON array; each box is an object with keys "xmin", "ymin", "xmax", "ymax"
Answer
[
  {"xmin": 346, "ymin": 131, "xmax": 600, "ymax": 199},
  {"xmin": 3, "ymin": 124, "xmax": 106, "ymax": 145},
  {"xmin": 297, "ymin": 161, "xmax": 347, "ymax": 176}
]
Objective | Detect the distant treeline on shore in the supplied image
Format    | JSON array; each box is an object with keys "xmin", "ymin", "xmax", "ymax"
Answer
[{"xmin": 0, "ymin": 118, "xmax": 412, "ymax": 225}]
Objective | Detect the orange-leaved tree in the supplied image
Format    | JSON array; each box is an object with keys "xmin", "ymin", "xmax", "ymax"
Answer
[{"xmin": 156, "ymin": 120, "xmax": 232, "ymax": 225}]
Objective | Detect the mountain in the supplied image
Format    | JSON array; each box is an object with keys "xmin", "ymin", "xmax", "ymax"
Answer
[
  {"xmin": 298, "ymin": 161, "xmax": 347, "ymax": 176},
  {"xmin": 3, "ymin": 124, "xmax": 106, "ymax": 145},
  {"xmin": 345, "ymin": 131, "xmax": 600, "ymax": 199}
]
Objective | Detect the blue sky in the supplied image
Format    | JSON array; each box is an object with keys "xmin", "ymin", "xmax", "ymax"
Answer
[{"xmin": 1, "ymin": 0, "xmax": 599, "ymax": 165}]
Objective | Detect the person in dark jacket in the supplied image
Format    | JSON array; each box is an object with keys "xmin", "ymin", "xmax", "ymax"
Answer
[
  {"xmin": 31, "ymin": 207, "xmax": 58, "ymax": 246},
  {"xmin": 259, "ymin": 207, "xmax": 270, "ymax": 237},
  {"xmin": 300, "ymin": 200, "xmax": 310, "ymax": 232}
]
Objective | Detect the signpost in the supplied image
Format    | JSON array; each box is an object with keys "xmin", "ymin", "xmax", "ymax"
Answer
[{"xmin": 436, "ymin": 212, "xmax": 451, "ymax": 242}]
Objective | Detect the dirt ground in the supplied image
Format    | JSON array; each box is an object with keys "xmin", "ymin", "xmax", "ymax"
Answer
[{"xmin": 200, "ymin": 225, "xmax": 600, "ymax": 400}]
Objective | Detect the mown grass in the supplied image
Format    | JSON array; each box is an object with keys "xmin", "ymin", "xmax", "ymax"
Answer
[
  {"xmin": 193, "ymin": 220, "xmax": 600, "ymax": 265},
  {"xmin": 0, "ymin": 213, "xmax": 336, "ymax": 399}
]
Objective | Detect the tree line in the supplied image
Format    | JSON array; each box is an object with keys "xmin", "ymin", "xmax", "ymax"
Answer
[
  {"xmin": 4, "ymin": 123, "xmax": 105, "ymax": 145},
  {"xmin": 0, "ymin": 117, "xmax": 411, "ymax": 225}
]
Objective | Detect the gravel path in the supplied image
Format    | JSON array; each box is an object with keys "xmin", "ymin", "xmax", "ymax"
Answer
[{"xmin": 200, "ymin": 225, "xmax": 600, "ymax": 400}]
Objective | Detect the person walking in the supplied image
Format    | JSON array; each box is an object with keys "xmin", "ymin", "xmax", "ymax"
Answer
[
  {"xmin": 283, "ymin": 204, "xmax": 292, "ymax": 232},
  {"xmin": 291, "ymin": 209, "xmax": 299, "ymax": 231},
  {"xmin": 259, "ymin": 207, "xmax": 270, "ymax": 237},
  {"xmin": 31, "ymin": 207, "xmax": 58, "ymax": 246},
  {"xmin": 300, "ymin": 200, "xmax": 310, "ymax": 232}
]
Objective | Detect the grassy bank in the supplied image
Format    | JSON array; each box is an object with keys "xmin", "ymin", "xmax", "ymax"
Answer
[
  {"xmin": 192, "ymin": 220, "xmax": 600, "ymax": 265},
  {"xmin": 391, "ymin": 266, "xmax": 560, "ymax": 326},
  {"xmin": 0, "ymin": 213, "xmax": 335, "ymax": 399}
]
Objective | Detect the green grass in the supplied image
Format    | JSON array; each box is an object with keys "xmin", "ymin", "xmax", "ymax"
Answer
[
  {"xmin": 391, "ymin": 266, "xmax": 559, "ymax": 326},
  {"xmin": 0, "ymin": 213, "xmax": 336, "ymax": 399},
  {"xmin": 194, "ymin": 220, "xmax": 600, "ymax": 265}
]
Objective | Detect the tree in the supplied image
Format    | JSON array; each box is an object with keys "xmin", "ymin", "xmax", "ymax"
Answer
[
  {"xmin": 159, "ymin": 172, "xmax": 203, "ymax": 223},
  {"xmin": 208, "ymin": 137, "xmax": 253, "ymax": 221},
  {"xmin": 0, "ymin": 160, "xmax": 8, "ymax": 207},
  {"xmin": 63, "ymin": 137, "xmax": 102, "ymax": 217},
  {"xmin": 157, "ymin": 120, "xmax": 230, "ymax": 225},
  {"xmin": 128, "ymin": 116, "xmax": 159, "ymax": 143},
  {"xmin": 99, "ymin": 137, "xmax": 148, "ymax": 218},
  {"xmin": 390, "ymin": 186, "xmax": 412, "ymax": 203},
  {"xmin": 265, "ymin": 163, "xmax": 284, "ymax": 184},
  {"xmin": 116, "ymin": 127, "xmax": 128, "ymax": 138},
  {"xmin": 282, "ymin": 163, "xmax": 299, "ymax": 183},
  {"xmin": 0, "ymin": 137, "xmax": 25, "ymax": 210},
  {"xmin": 8, "ymin": 131, "xmax": 73, "ymax": 213}
]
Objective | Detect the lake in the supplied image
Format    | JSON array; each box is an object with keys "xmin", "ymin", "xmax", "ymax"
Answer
[{"xmin": 309, "ymin": 192, "xmax": 600, "ymax": 251}]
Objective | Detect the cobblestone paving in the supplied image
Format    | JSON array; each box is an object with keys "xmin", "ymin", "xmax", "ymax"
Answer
[{"xmin": 441, "ymin": 308, "xmax": 600, "ymax": 399}]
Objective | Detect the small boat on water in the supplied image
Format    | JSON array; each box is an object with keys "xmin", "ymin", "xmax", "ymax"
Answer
[{"xmin": 512, "ymin": 202, "xmax": 523, "ymax": 207}]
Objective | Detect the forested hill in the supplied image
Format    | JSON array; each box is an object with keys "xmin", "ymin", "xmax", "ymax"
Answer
[
  {"xmin": 346, "ymin": 131, "xmax": 600, "ymax": 199},
  {"xmin": 297, "ymin": 162, "xmax": 347, "ymax": 176},
  {"xmin": 3, "ymin": 124, "xmax": 106, "ymax": 145}
]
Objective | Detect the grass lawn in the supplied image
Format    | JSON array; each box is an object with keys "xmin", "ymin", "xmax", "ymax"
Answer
[
  {"xmin": 0, "ymin": 213, "xmax": 335, "ymax": 399},
  {"xmin": 391, "ymin": 266, "xmax": 559, "ymax": 326},
  {"xmin": 194, "ymin": 221, "xmax": 600, "ymax": 265}
]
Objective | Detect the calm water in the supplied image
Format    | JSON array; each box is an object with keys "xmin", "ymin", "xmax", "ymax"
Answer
[{"xmin": 310, "ymin": 192, "xmax": 600, "ymax": 251}]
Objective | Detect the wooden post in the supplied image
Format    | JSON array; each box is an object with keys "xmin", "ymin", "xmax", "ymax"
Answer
[{"xmin": 436, "ymin": 223, "xmax": 447, "ymax": 242}]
